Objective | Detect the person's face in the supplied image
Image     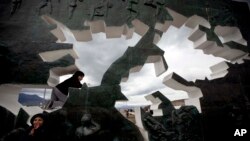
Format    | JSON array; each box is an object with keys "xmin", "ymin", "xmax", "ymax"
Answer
[
  {"xmin": 78, "ymin": 76, "xmax": 84, "ymax": 81},
  {"xmin": 33, "ymin": 117, "xmax": 44, "ymax": 129}
]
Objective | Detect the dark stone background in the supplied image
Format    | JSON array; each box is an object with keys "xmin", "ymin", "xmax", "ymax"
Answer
[
  {"xmin": 0, "ymin": 0, "xmax": 250, "ymax": 141},
  {"xmin": 196, "ymin": 60, "xmax": 250, "ymax": 140}
]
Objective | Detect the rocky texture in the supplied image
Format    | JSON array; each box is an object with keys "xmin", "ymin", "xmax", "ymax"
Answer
[
  {"xmin": 0, "ymin": 106, "xmax": 29, "ymax": 139},
  {"xmin": 0, "ymin": 88, "xmax": 143, "ymax": 141},
  {"xmin": 0, "ymin": 106, "xmax": 16, "ymax": 138},
  {"xmin": 1, "ymin": 0, "xmax": 249, "ymax": 84},
  {"xmin": 64, "ymin": 83, "xmax": 127, "ymax": 108},
  {"xmin": 196, "ymin": 60, "xmax": 250, "ymax": 140},
  {"xmin": 141, "ymin": 95, "xmax": 202, "ymax": 141},
  {"xmin": 0, "ymin": 0, "xmax": 250, "ymax": 141},
  {"xmin": 0, "ymin": 0, "xmax": 56, "ymax": 42},
  {"xmin": 0, "ymin": 41, "xmax": 74, "ymax": 84},
  {"xmin": 44, "ymin": 107, "xmax": 144, "ymax": 141},
  {"xmin": 101, "ymin": 27, "xmax": 167, "ymax": 85}
]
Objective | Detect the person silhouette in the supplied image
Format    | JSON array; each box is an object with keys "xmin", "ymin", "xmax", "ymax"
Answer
[{"xmin": 46, "ymin": 71, "xmax": 85, "ymax": 109}]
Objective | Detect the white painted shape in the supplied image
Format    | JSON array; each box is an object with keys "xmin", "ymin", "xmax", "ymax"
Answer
[
  {"xmin": 105, "ymin": 25, "xmax": 124, "ymax": 38},
  {"xmin": 210, "ymin": 70, "xmax": 228, "ymax": 80},
  {"xmin": 185, "ymin": 15, "xmax": 210, "ymax": 29},
  {"xmin": 134, "ymin": 107, "xmax": 149, "ymax": 141},
  {"xmin": 88, "ymin": 20, "xmax": 105, "ymax": 33},
  {"xmin": 39, "ymin": 49, "xmax": 78, "ymax": 62},
  {"xmin": 166, "ymin": 7, "xmax": 188, "ymax": 28},
  {"xmin": 155, "ymin": 21, "xmax": 172, "ymax": 32},
  {"xmin": 131, "ymin": 19, "xmax": 149, "ymax": 36},
  {"xmin": 215, "ymin": 25, "xmax": 247, "ymax": 46},
  {"xmin": 71, "ymin": 30, "xmax": 93, "ymax": 42},
  {"xmin": 184, "ymin": 98, "xmax": 201, "ymax": 113},
  {"xmin": 210, "ymin": 61, "xmax": 229, "ymax": 74},
  {"xmin": 152, "ymin": 109, "xmax": 163, "ymax": 116}
]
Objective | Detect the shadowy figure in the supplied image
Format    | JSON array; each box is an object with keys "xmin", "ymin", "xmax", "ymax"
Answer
[
  {"xmin": 68, "ymin": 0, "xmax": 85, "ymax": 19},
  {"xmin": 22, "ymin": 113, "xmax": 49, "ymax": 141},
  {"xmin": 0, "ymin": 113, "xmax": 49, "ymax": 141},
  {"xmin": 46, "ymin": 71, "xmax": 85, "ymax": 109},
  {"xmin": 68, "ymin": 0, "xmax": 77, "ymax": 19},
  {"xmin": 38, "ymin": 0, "xmax": 53, "ymax": 15},
  {"xmin": 89, "ymin": 0, "xmax": 113, "ymax": 20},
  {"xmin": 10, "ymin": 0, "xmax": 22, "ymax": 15},
  {"xmin": 75, "ymin": 113, "xmax": 101, "ymax": 138}
]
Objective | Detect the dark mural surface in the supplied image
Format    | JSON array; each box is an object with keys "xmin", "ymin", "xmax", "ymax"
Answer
[{"xmin": 0, "ymin": 0, "xmax": 250, "ymax": 141}]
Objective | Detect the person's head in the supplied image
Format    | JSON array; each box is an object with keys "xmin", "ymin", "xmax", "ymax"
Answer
[
  {"xmin": 72, "ymin": 71, "xmax": 85, "ymax": 81},
  {"xmin": 30, "ymin": 113, "xmax": 46, "ymax": 129}
]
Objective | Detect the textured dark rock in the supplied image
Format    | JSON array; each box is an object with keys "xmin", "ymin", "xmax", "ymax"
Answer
[
  {"xmin": 151, "ymin": 91, "xmax": 175, "ymax": 117},
  {"xmin": 64, "ymin": 83, "xmax": 127, "ymax": 108},
  {"xmin": 0, "ymin": 41, "xmax": 74, "ymax": 84},
  {"xmin": 1, "ymin": 0, "xmax": 250, "ymax": 141},
  {"xmin": 0, "ymin": 107, "xmax": 29, "ymax": 139},
  {"xmin": 101, "ymin": 27, "xmax": 167, "ymax": 85},
  {"xmin": 0, "ymin": 0, "xmax": 249, "ymax": 84},
  {"xmin": 142, "ymin": 105, "xmax": 202, "ymax": 141},
  {"xmin": 0, "ymin": 0, "xmax": 56, "ymax": 42},
  {"xmin": 0, "ymin": 106, "xmax": 15, "ymax": 139},
  {"xmin": 45, "ymin": 107, "xmax": 144, "ymax": 141},
  {"xmin": 196, "ymin": 60, "xmax": 250, "ymax": 141}
]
